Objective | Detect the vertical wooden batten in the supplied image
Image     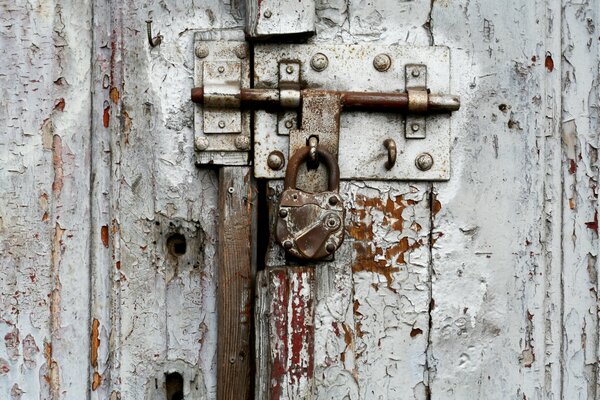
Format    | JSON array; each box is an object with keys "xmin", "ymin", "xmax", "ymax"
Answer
[{"xmin": 217, "ymin": 167, "xmax": 257, "ymax": 399}]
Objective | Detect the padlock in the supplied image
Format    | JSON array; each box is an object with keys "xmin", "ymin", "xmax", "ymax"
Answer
[{"xmin": 276, "ymin": 145, "xmax": 345, "ymax": 260}]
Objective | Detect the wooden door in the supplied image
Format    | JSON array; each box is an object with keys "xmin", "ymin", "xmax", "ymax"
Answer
[{"xmin": 1, "ymin": 1, "xmax": 598, "ymax": 399}]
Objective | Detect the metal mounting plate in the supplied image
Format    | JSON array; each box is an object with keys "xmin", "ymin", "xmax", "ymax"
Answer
[
  {"xmin": 253, "ymin": 44, "xmax": 452, "ymax": 181},
  {"xmin": 193, "ymin": 38, "xmax": 251, "ymax": 166}
]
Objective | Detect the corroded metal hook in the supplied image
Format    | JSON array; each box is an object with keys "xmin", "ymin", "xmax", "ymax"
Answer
[
  {"xmin": 146, "ymin": 20, "xmax": 162, "ymax": 47},
  {"xmin": 383, "ymin": 138, "xmax": 397, "ymax": 170}
]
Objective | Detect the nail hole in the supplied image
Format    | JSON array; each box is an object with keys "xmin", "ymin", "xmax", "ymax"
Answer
[
  {"xmin": 167, "ymin": 233, "xmax": 187, "ymax": 257},
  {"xmin": 165, "ymin": 372, "xmax": 184, "ymax": 400}
]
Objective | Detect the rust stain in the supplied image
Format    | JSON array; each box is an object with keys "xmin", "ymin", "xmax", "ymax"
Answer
[
  {"xmin": 410, "ymin": 327, "xmax": 423, "ymax": 337},
  {"xmin": 91, "ymin": 319, "xmax": 100, "ymax": 368},
  {"xmin": 4, "ymin": 329, "xmax": 20, "ymax": 360},
  {"xmin": 0, "ymin": 358, "xmax": 9, "ymax": 375},
  {"xmin": 51, "ymin": 135, "xmax": 63, "ymax": 195},
  {"xmin": 569, "ymin": 198, "xmax": 575, "ymax": 209},
  {"xmin": 22, "ymin": 334, "xmax": 39, "ymax": 369},
  {"xmin": 109, "ymin": 87, "xmax": 120, "ymax": 103},
  {"xmin": 545, "ymin": 53, "xmax": 554, "ymax": 72},
  {"xmin": 43, "ymin": 342, "xmax": 60, "ymax": 395},
  {"xmin": 342, "ymin": 323, "xmax": 352, "ymax": 347},
  {"xmin": 101, "ymin": 225, "xmax": 109, "ymax": 248},
  {"xmin": 585, "ymin": 211, "xmax": 598, "ymax": 234},
  {"xmin": 42, "ymin": 212, "xmax": 49, "ymax": 222},
  {"xmin": 103, "ymin": 106, "xmax": 110, "ymax": 128},
  {"xmin": 92, "ymin": 372, "xmax": 102, "ymax": 390},
  {"xmin": 54, "ymin": 98, "xmax": 65, "ymax": 112}
]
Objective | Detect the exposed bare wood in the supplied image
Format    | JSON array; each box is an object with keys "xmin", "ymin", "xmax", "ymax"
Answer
[{"xmin": 218, "ymin": 167, "xmax": 257, "ymax": 400}]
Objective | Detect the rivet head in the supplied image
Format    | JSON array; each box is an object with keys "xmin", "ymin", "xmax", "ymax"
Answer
[
  {"xmin": 283, "ymin": 240, "xmax": 293, "ymax": 250},
  {"xmin": 234, "ymin": 136, "xmax": 250, "ymax": 150},
  {"xmin": 195, "ymin": 45, "xmax": 209, "ymax": 58},
  {"xmin": 373, "ymin": 53, "xmax": 392, "ymax": 72},
  {"xmin": 218, "ymin": 66, "xmax": 225, "ymax": 73},
  {"xmin": 411, "ymin": 123, "xmax": 420, "ymax": 132},
  {"xmin": 195, "ymin": 136, "xmax": 209, "ymax": 151},
  {"xmin": 286, "ymin": 65, "xmax": 294, "ymax": 74},
  {"xmin": 328, "ymin": 196, "xmax": 338, "ymax": 206},
  {"xmin": 263, "ymin": 9, "xmax": 272, "ymax": 18},
  {"xmin": 415, "ymin": 153, "xmax": 434, "ymax": 171},
  {"xmin": 411, "ymin": 68, "xmax": 421, "ymax": 77},
  {"xmin": 284, "ymin": 120, "xmax": 294, "ymax": 129},
  {"xmin": 267, "ymin": 151, "xmax": 285, "ymax": 170},
  {"xmin": 218, "ymin": 120, "xmax": 226, "ymax": 129},
  {"xmin": 279, "ymin": 209, "xmax": 288, "ymax": 218},
  {"xmin": 234, "ymin": 44, "xmax": 247, "ymax": 59},
  {"xmin": 326, "ymin": 243, "xmax": 336, "ymax": 253},
  {"xmin": 310, "ymin": 53, "xmax": 329, "ymax": 72}
]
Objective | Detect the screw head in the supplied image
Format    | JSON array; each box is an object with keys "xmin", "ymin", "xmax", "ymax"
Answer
[
  {"xmin": 373, "ymin": 53, "xmax": 392, "ymax": 72},
  {"xmin": 284, "ymin": 120, "xmax": 294, "ymax": 129},
  {"xmin": 279, "ymin": 209, "xmax": 288, "ymax": 218},
  {"xmin": 411, "ymin": 123, "xmax": 420, "ymax": 132},
  {"xmin": 415, "ymin": 153, "xmax": 434, "ymax": 171},
  {"xmin": 263, "ymin": 9, "xmax": 272, "ymax": 18},
  {"xmin": 267, "ymin": 151, "xmax": 285, "ymax": 170},
  {"xmin": 328, "ymin": 196, "xmax": 338, "ymax": 206},
  {"xmin": 310, "ymin": 53, "xmax": 329, "ymax": 72},
  {"xmin": 218, "ymin": 120, "xmax": 226, "ymax": 129},
  {"xmin": 218, "ymin": 66, "xmax": 225, "ymax": 73},
  {"xmin": 411, "ymin": 68, "xmax": 421, "ymax": 77},
  {"xmin": 195, "ymin": 45, "xmax": 209, "ymax": 58},
  {"xmin": 234, "ymin": 136, "xmax": 250, "ymax": 150},
  {"xmin": 286, "ymin": 65, "xmax": 294, "ymax": 74},
  {"xmin": 195, "ymin": 136, "xmax": 209, "ymax": 151},
  {"xmin": 326, "ymin": 243, "xmax": 336, "ymax": 253},
  {"xmin": 283, "ymin": 240, "xmax": 293, "ymax": 250}
]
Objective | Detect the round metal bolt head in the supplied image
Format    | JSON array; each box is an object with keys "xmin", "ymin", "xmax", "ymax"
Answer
[
  {"xmin": 195, "ymin": 136, "xmax": 209, "ymax": 151},
  {"xmin": 411, "ymin": 68, "xmax": 421, "ymax": 77},
  {"xmin": 218, "ymin": 120, "xmax": 226, "ymax": 129},
  {"xmin": 267, "ymin": 151, "xmax": 285, "ymax": 170},
  {"xmin": 195, "ymin": 45, "xmax": 209, "ymax": 58},
  {"xmin": 218, "ymin": 66, "xmax": 225, "ymax": 73},
  {"xmin": 310, "ymin": 53, "xmax": 329, "ymax": 72},
  {"xmin": 411, "ymin": 123, "xmax": 421, "ymax": 132},
  {"xmin": 234, "ymin": 136, "xmax": 250, "ymax": 150},
  {"xmin": 279, "ymin": 209, "xmax": 288, "ymax": 218},
  {"xmin": 234, "ymin": 44, "xmax": 247, "ymax": 59},
  {"xmin": 263, "ymin": 9, "xmax": 272, "ymax": 18},
  {"xmin": 373, "ymin": 53, "xmax": 392, "ymax": 72},
  {"xmin": 415, "ymin": 153, "xmax": 434, "ymax": 171},
  {"xmin": 328, "ymin": 196, "xmax": 338, "ymax": 206},
  {"xmin": 283, "ymin": 240, "xmax": 293, "ymax": 250},
  {"xmin": 286, "ymin": 65, "xmax": 294, "ymax": 74},
  {"xmin": 326, "ymin": 243, "xmax": 336, "ymax": 253},
  {"xmin": 284, "ymin": 120, "xmax": 294, "ymax": 129}
]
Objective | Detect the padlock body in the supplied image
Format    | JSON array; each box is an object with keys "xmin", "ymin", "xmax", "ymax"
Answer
[{"xmin": 276, "ymin": 189, "xmax": 345, "ymax": 260}]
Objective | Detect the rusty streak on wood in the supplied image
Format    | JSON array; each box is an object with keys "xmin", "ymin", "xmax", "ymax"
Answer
[{"xmin": 217, "ymin": 167, "xmax": 257, "ymax": 400}]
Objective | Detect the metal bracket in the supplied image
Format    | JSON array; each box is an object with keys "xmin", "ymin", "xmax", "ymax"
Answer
[
  {"xmin": 245, "ymin": 0, "xmax": 316, "ymax": 40},
  {"xmin": 405, "ymin": 64, "xmax": 428, "ymax": 139},
  {"xmin": 193, "ymin": 38, "xmax": 250, "ymax": 166}
]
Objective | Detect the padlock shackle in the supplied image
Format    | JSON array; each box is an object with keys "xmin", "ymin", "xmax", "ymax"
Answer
[{"xmin": 284, "ymin": 146, "xmax": 340, "ymax": 192}]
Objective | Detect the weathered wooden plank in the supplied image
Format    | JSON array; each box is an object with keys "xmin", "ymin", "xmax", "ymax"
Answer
[
  {"xmin": 429, "ymin": 0, "xmax": 564, "ymax": 398},
  {"xmin": 217, "ymin": 167, "xmax": 257, "ymax": 400},
  {"xmin": 0, "ymin": 1, "xmax": 93, "ymax": 398},
  {"xmin": 561, "ymin": 1, "xmax": 600, "ymax": 398}
]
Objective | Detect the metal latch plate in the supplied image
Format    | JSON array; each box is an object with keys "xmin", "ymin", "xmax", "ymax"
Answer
[
  {"xmin": 193, "ymin": 37, "xmax": 250, "ymax": 166},
  {"xmin": 253, "ymin": 44, "xmax": 452, "ymax": 181}
]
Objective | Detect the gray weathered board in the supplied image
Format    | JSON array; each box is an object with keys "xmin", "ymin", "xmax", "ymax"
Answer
[{"xmin": 0, "ymin": 0, "xmax": 598, "ymax": 399}]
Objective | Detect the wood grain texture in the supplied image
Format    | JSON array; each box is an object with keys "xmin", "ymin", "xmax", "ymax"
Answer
[{"xmin": 217, "ymin": 167, "xmax": 257, "ymax": 400}]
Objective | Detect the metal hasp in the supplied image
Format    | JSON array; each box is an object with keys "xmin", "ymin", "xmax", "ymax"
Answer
[
  {"xmin": 276, "ymin": 146, "xmax": 345, "ymax": 261},
  {"xmin": 251, "ymin": 44, "xmax": 458, "ymax": 181},
  {"xmin": 193, "ymin": 37, "xmax": 251, "ymax": 166},
  {"xmin": 245, "ymin": 0, "xmax": 316, "ymax": 40}
]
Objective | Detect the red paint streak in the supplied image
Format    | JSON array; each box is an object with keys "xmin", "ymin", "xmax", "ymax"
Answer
[
  {"xmin": 288, "ymin": 270, "xmax": 315, "ymax": 387},
  {"xmin": 585, "ymin": 211, "xmax": 598, "ymax": 234},
  {"xmin": 545, "ymin": 53, "xmax": 554, "ymax": 72},
  {"xmin": 270, "ymin": 270, "xmax": 288, "ymax": 400},
  {"xmin": 569, "ymin": 159, "xmax": 577, "ymax": 174}
]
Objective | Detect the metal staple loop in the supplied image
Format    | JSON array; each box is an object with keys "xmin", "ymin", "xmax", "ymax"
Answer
[{"xmin": 407, "ymin": 88, "xmax": 428, "ymax": 113}]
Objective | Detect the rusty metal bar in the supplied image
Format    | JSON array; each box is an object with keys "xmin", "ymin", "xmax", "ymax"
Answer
[{"xmin": 191, "ymin": 87, "xmax": 460, "ymax": 113}]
